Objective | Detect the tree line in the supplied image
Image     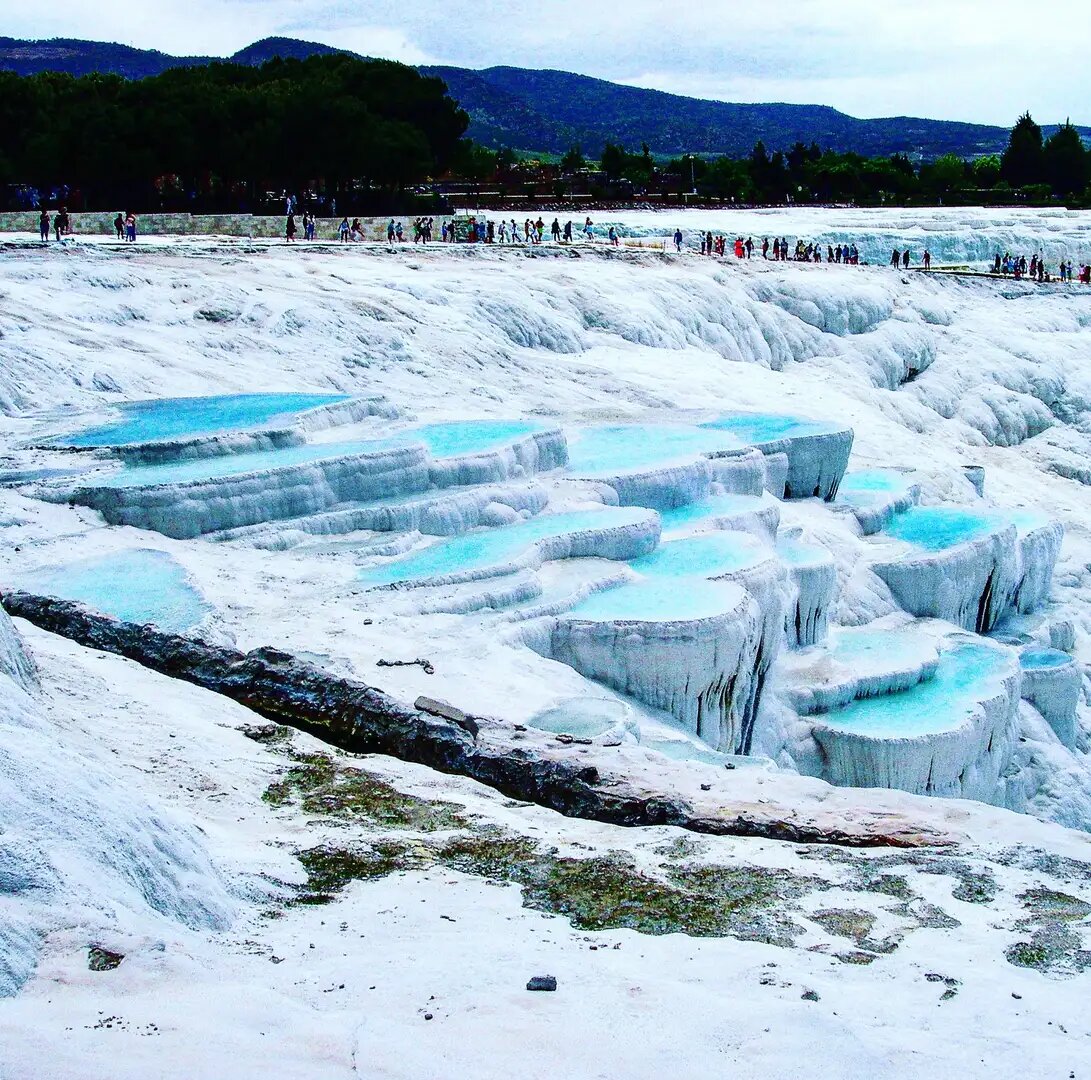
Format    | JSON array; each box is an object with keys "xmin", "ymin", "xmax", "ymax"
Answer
[
  {"xmin": 557, "ymin": 114, "xmax": 1091, "ymax": 206},
  {"xmin": 0, "ymin": 55, "xmax": 471, "ymax": 212}
]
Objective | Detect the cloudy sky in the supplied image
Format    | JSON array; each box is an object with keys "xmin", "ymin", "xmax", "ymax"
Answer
[{"xmin": 7, "ymin": 0, "xmax": 1089, "ymax": 125}]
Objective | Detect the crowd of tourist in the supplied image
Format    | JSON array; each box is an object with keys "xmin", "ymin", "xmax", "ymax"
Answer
[
  {"xmin": 25, "ymin": 207, "xmax": 1091, "ymax": 285},
  {"xmin": 990, "ymin": 251, "xmax": 1090, "ymax": 283}
]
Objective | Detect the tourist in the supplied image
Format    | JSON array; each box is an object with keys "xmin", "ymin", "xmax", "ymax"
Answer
[
  {"xmin": 387, "ymin": 219, "xmax": 396, "ymax": 243},
  {"xmin": 745, "ymin": 237, "xmax": 754, "ymax": 258},
  {"xmin": 351, "ymin": 218, "xmax": 364, "ymax": 242},
  {"xmin": 113, "ymin": 213, "xmax": 124, "ymax": 240},
  {"xmin": 38, "ymin": 208, "xmax": 50, "ymax": 242},
  {"xmin": 286, "ymin": 212, "xmax": 296, "ymax": 243},
  {"xmin": 564, "ymin": 221, "xmax": 573, "ymax": 243},
  {"xmin": 923, "ymin": 249, "xmax": 931, "ymax": 270},
  {"xmin": 608, "ymin": 225, "xmax": 620, "ymax": 247},
  {"xmin": 551, "ymin": 218, "xmax": 561, "ymax": 242},
  {"xmin": 902, "ymin": 250, "xmax": 910, "ymax": 269},
  {"xmin": 584, "ymin": 217, "xmax": 594, "ymax": 241},
  {"xmin": 339, "ymin": 217, "xmax": 350, "ymax": 243},
  {"xmin": 54, "ymin": 206, "xmax": 67, "ymax": 242},
  {"xmin": 125, "ymin": 211, "xmax": 136, "ymax": 242}
]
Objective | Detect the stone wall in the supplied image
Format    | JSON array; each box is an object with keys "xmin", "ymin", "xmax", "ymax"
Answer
[{"xmin": 0, "ymin": 212, "xmax": 455, "ymax": 241}]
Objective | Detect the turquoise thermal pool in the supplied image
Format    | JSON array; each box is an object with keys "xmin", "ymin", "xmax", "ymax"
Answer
[
  {"xmin": 566, "ymin": 577, "xmax": 746, "ymax": 622},
  {"xmin": 629, "ymin": 532, "xmax": 769, "ymax": 578},
  {"xmin": 837, "ymin": 469, "xmax": 914, "ymax": 506},
  {"xmin": 658, "ymin": 493, "xmax": 768, "ymax": 531},
  {"xmin": 54, "ymin": 392, "xmax": 348, "ymax": 447},
  {"xmin": 814, "ymin": 643, "xmax": 1013, "ymax": 737},
  {"xmin": 15, "ymin": 549, "xmax": 209, "ymax": 632},
  {"xmin": 566, "ymin": 424, "xmax": 743, "ymax": 477},
  {"xmin": 1019, "ymin": 647, "xmax": 1073, "ymax": 670},
  {"xmin": 85, "ymin": 419, "xmax": 550, "ymax": 490},
  {"xmin": 409, "ymin": 420, "xmax": 549, "ymax": 457},
  {"xmin": 776, "ymin": 536, "xmax": 831, "ymax": 566},
  {"xmin": 884, "ymin": 506, "xmax": 1004, "ymax": 551},
  {"xmin": 699, "ymin": 412, "xmax": 841, "ymax": 444},
  {"xmin": 90, "ymin": 437, "xmax": 406, "ymax": 489},
  {"xmin": 361, "ymin": 507, "xmax": 655, "ymax": 585}
]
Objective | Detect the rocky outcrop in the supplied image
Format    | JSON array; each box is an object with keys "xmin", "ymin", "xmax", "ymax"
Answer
[{"xmin": 1, "ymin": 591, "xmax": 943, "ymax": 848}]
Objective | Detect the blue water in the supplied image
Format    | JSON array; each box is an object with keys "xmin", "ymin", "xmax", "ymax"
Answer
[
  {"xmin": 1020, "ymin": 647, "xmax": 1072, "ymax": 670},
  {"xmin": 410, "ymin": 420, "xmax": 547, "ymax": 458},
  {"xmin": 777, "ymin": 536, "xmax": 832, "ymax": 566},
  {"xmin": 361, "ymin": 507, "xmax": 654, "ymax": 585},
  {"xmin": 1006, "ymin": 509, "xmax": 1052, "ymax": 536},
  {"xmin": 630, "ymin": 533, "xmax": 769, "ymax": 578},
  {"xmin": 91, "ymin": 418, "xmax": 550, "ymax": 490},
  {"xmin": 816, "ymin": 643, "xmax": 1012, "ymax": 737},
  {"xmin": 659, "ymin": 494, "xmax": 767, "ymax": 531},
  {"xmin": 700, "ymin": 412, "xmax": 840, "ymax": 445},
  {"xmin": 93, "ymin": 436, "xmax": 407, "ymax": 489},
  {"xmin": 646, "ymin": 738, "xmax": 730, "ymax": 766},
  {"xmin": 57, "ymin": 393, "xmax": 348, "ymax": 448},
  {"xmin": 828, "ymin": 629, "xmax": 932, "ymax": 668},
  {"xmin": 567, "ymin": 424, "xmax": 743, "ymax": 477},
  {"xmin": 885, "ymin": 506, "xmax": 1003, "ymax": 552},
  {"xmin": 567, "ymin": 577, "xmax": 744, "ymax": 622},
  {"xmin": 837, "ymin": 469, "xmax": 912, "ymax": 508},
  {"xmin": 16, "ymin": 549, "xmax": 209, "ymax": 632},
  {"xmin": 527, "ymin": 699, "xmax": 631, "ymax": 738}
]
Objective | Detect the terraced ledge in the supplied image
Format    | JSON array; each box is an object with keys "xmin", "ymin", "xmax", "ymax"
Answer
[
  {"xmin": 2, "ymin": 591, "xmax": 951, "ymax": 849},
  {"xmin": 35, "ymin": 394, "xmax": 396, "ymax": 464}
]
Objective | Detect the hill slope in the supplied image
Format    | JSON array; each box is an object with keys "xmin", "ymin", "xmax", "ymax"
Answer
[{"xmin": 1, "ymin": 35, "xmax": 1086, "ymax": 158}]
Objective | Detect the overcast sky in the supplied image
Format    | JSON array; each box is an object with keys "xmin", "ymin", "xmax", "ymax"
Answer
[{"xmin": 7, "ymin": 0, "xmax": 1090, "ymax": 126}]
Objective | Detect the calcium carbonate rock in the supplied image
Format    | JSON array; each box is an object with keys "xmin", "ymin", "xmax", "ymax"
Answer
[
  {"xmin": 209, "ymin": 483, "xmax": 551, "ymax": 549},
  {"xmin": 544, "ymin": 579, "xmax": 765, "ymax": 753},
  {"xmin": 1019, "ymin": 648, "xmax": 1081, "ymax": 748},
  {"xmin": 700, "ymin": 416, "xmax": 854, "ymax": 501},
  {"xmin": 0, "ymin": 618, "xmax": 233, "ymax": 997},
  {"xmin": 361, "ymin": 508, "xmax": 662, "ymax": 590},
  {"xmin": 872, "ymin": 508, "xmax": 1063, "ymax": 633},
  {"xmin": 428, "ymin": 427, "xmax": 568, "ymax": 487},
  {"xmin": 811, "ymin": 642, "xmax": 1021, "ymax": 801},
  {"xmin": 62, "ymin": 444, "xmax": 433, "ymax": 539},
  {"xmin": 776, "ymin": 628, "xmax": 940, "ymax": 717},
  {"xmin": 778, "ymin": 537, "xmax": 838, "ymax": 647},
  {"xmin": 837, "ymin": 469, "xmax": 922, "ymax": 535},
  {"xmin": 0, "ymin": 607, "xmax": 36, "ymax": 692}
]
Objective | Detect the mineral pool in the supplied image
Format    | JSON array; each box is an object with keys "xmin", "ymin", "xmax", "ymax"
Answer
[
  {"xmin": 700, "ymin": 412, "xmax": 843, "ymax": 445},
  {"xmin": 815, "ymin": 642, "xmax": 1013, "ymax": 737},
  {"xmin": 1019, "ymin": 647, "xmax": 1074, "ymax": 670},
  {"xmin": 837, "ymin": 469, "xmax": 914, "ymax": 508},
  {"xmin": 361, "ymin": 506, "xmax": 655, "ymax": 585},
  {"xmin": 884, "ymin": 506, "xmax": 1006, "ymax": 551},
  {"xmin": 776, "ymin": 536, "xmax": 833, "ymax": 566},
  {"xmin": 54, "ymin": 392, "xmax": 348, "ymax": 448},
  {"xmin": 565, "ymin": 576, "xmax": 747, "ymax": 622},
  {"xmin": 566, "ymin": 424, "xmax": 743, "ymax": 477},
  {"xmin": 90, "ymin": 436, "xmax": 408, "ymax": 489},
  {"xmin": 15, "ymin": 549, "xmax": 209, "ymax": 632},
  {"xmin": 629, "ymin": 532, "xmax": 770, "ymax": 578},
  {"xmin": 527, "ymin": 698, "xmax": 632, "ymax": 738},
  {"xmin": 658, "ymin": 493, "xmax": 769, "ymax": 532},
  {"xmin": 408, "ymin": 420, "xmax": 549, "ymax": 457}
]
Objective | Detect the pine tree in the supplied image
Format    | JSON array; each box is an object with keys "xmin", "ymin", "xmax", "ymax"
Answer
[
  {"xmin": 1001, "ymin": 112, "xmax": 1045, "ymax": 188},
  {"xmin": 1043, "ymin": 121, "xmax": 1090, "ymax": 196}
]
